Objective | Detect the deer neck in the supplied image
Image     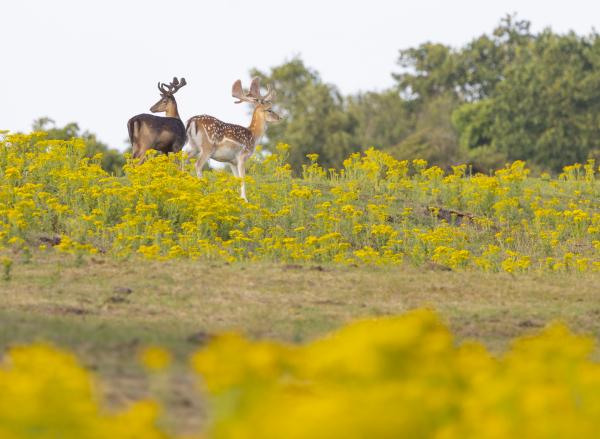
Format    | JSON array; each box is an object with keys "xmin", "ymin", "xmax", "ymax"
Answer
[
  {"xmin": 248, "ymin": 109, "xmax": 266, "ymax": 144},
  {"xmin": 165, "ymin": 100, "xmax": 180, "ymax": 119}
]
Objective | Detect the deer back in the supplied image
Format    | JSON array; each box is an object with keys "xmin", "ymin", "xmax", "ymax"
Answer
[
  {"xmin": 188, "ymin": 115, "xmax": 255, "ymax": 151},
  {"xmin": 128, "ymin": 114, "xmax": 187, "ymax": 154}
]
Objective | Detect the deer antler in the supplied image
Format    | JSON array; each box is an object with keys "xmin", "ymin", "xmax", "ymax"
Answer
[
  {"xmin": 170, "ymin": 77, "xmax": 187, "ymax": 94},
  {"xmin": 232, "ymin": 79, "xmax": 258, "ymax": 104},
  {"xmin": 248, "ymin": 78, "xmax": 261, "ymax": 99},
  {"xmin": 262, "ymin": 83, "xmax": 276, "ymax": 103},
  {"xmin": 158, "ymin": 82, "xmax": 170, "ymax": 95},
  {"xmin": 158, "ymin": 77, "xmax": 187, "ymax": 96},
  {"xmin": 232, "ymin": 78, "xmax": 276, "ymax": 104}
]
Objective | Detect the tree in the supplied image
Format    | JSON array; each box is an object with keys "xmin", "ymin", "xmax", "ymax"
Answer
[
  {"xmin": 454, "ymin": 29, "xmax": 600, "ymax": 172},
  {"xmin": 393, "ymin": 14, "xmax": 600, "ymax": 172},
  {"xmin": 32, "ymin": 118, "xmax": 125, "ymax": 175},
  {"xmin": 347, "ymin": 90, "xmax": 413, "ymax": 151},
  {"xmin": 452, "ymin": 99, "xmax": 508, "ymax": 172},
  {"xmin": 393, "ymin": 15, "xmax": 532, "ymax": 103},
  {"xmin": 394, "ymin": 43, "xmax": 461, "ymax": 102},
  {"xmin": 489, "ymin": 30, "xmax": 600, "ymax": 171},
  {"xmin": 388, "ymin": 93, "xmax": 461, "ymax": 167},
  {"xmin": 456, "ymin": 15, "xmax": 532, "ymax": 101}
]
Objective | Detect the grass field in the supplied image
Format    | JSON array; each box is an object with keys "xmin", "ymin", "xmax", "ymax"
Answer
[{"xmin": 2, "ymin": 251, "xmax": 599, "ymax": 434}]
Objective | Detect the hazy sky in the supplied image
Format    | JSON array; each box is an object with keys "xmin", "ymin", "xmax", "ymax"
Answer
[{"xmin": 1, "ymin": 0, "xmax": 599, "ymax": 150}]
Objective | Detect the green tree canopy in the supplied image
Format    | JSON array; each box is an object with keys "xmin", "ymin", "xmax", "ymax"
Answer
[
  {"xmin": 346, "ymin": 90, "xmax": 413, "ymax": 152},
  {"xmin": 392, "ymin": 14, "xmax": 600, "ymax": 172},
  {"xmin": 394, "ymin": 15, "xmax": 532, "ymax": 103},
  {"xmin": 489, "ymin": 30, "xmax": 600, "ymax": 171},
  {"xmin": 452, "ymin": 28, "xmax": 600, "ymax": 172}
]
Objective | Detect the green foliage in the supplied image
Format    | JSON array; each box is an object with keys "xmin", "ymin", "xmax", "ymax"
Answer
[
  {"xmin": 489, "ymin": 30, "xmax": 600, "ymax": 171},
  {"xmin": 387, "ymin": 15, "xmax": 535, "ymax": 170},
  {"xmin": 389, "ymin": 93, "xmax": 460, "ymax": 167},
  {"xmin": 456, "ymin": 15, "xmax": 532, "ymax": 101},
  {"xmin": 32, "ymin": 117, "xmax": 125, "ymax": 175},
  {"xmin": 394, "ymin": 15, "xmax": 532, "ymax": 103},
  {"xmin": 452, "ymin": 100, "xmax": 493, "ymax": 152},
  {"xmin": 346, "ymin": 90, "xmax": 413, "ymax": 151},
  {"xmin": 394, "ymin": 43, "xmax": 461, "ymax": 101},
  {"xmin": 449, "ymin": 25, "xmax": 600, "ymax": 173},
  {"xmin": 452, "ymin": 99, "xmax": 508, "ymax": 172},
  {"xmin": 391, "ymin": 14, "xmax": 600, "ymax": 173}
]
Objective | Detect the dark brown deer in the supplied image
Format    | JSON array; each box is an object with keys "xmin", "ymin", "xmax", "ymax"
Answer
[
  {"xmin": 127, "ymin": 77, "xmax": 187, "ymax": 162},
  {"xmin": 186, "ymin": 78, "xmax": 280, "ymax": 200}
]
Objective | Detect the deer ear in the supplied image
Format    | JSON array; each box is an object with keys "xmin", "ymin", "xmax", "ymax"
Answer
[{"xmin": 249, "ymin": 77, "xmax": 260, "ymax": 98}]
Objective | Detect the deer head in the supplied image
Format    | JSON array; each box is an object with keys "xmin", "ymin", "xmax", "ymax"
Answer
[
  {"xmin": 150, "ymin": 77, "xmax": 187, "ymax": 115},
  {"xmin": 232, "ymin": 78, "xmax": 280, "ymax": 122}
]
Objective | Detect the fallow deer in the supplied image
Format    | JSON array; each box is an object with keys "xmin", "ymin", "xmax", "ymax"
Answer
[
  {"xmin": 186, "ymin": 78, "xmax": 280, "ymax": 201},
  {"xmin": 127, "ymin": 77, "xmax": 187, "ymax": 162}
]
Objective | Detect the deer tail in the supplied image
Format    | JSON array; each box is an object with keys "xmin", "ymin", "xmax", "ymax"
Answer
[
  {"xmin": 186, "ymin": 117, "xmax": 196, "ymax": 137},
  {"xmin": 127, "ymin": 117, "xmax": 138, "ymax": 146}
]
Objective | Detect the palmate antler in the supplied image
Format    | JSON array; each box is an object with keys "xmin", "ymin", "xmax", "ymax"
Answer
[
  {"xmin": 232, "ymin": 78, "xmax": 276, "ymax": 104},
  {"xmin": 158, "ymin": 77, "xmax": 187, "ymax": 96},
  {"xmin": 261, "ymin": 83, "xmax": 276, "ymax": 102}
]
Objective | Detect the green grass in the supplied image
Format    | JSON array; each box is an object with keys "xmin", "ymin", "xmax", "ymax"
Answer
[{"xmin": 1, "ymin": 251, "xmax": 600, "ymax": 434}]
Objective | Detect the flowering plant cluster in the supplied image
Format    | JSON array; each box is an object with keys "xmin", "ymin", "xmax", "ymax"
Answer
[{"xmin": 0, "ymin": 132, "xmax": 598, "ymax": 271}]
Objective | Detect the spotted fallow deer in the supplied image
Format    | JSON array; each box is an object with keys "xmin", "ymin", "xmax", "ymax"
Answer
[
  {"xmin": 127, "ymin": 77, "xmax": 187, "ymax": 162},
  {"xmin": 186, "ymin": 78, "xmax": 280, "ymax": 201}
]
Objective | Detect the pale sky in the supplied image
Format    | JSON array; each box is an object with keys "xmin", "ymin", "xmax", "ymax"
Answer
[{"xmin": 1, "ymin": 0, "xmax": 599, "ymax": 150}]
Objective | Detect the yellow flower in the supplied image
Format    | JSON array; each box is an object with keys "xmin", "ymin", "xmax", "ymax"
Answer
[{"xmin": 139, "ymin": 346, "xmax": 172, "ymax": 372}]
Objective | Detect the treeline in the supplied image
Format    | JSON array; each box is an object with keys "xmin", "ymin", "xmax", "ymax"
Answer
[
  {"xmin": 36, "ymin": 15, "xmax": 600, "ymax": 175},
  {"xmin": 255, "ymin": 15, "xmax": 600, "ymax": 174}
]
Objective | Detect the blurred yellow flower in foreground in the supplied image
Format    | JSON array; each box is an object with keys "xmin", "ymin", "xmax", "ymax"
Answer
[{"xmin": 140, "ymin": 346, "xmax": 172, "ymax": 372}]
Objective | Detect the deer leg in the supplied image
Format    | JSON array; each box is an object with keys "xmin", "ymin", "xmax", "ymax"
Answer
[
  {"xmin": 179, "ymin": 152, "xmax": 185, "ymax": 172},
  {"xmin": 187, "ymin": 124, "xmax": 207, "ymax": 177},
  {"xmin": 228, "ymin": 163, "xmax": 239, "ymax": 177},
  {"xmin": 178, "ymin": 147, "xmax": 193, "ymax": 172},
  {"xmin": 132, "ymin": 140, "xmax": 146, "ymax": 160},
  {"xmin": 133, "ymin": 128, "xmax": 154, "ymax": 165},
  {"xmin": 137, "ymin": 145, "xmax": 150, "ymax": 164},
  {"xmin": 237, "ymin": 157, "xmax": 248, "ymax": 202},
  {"xmin": 195, "ymin": 147, "xmax": 213, "ymax": 178},
  {"xmin": 132, "ymin": 145, "xmax": 145, "ymax": 163},
  {"xmin": 132, "ymin": 143, "xmax": 139, "ymax": 159}
]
